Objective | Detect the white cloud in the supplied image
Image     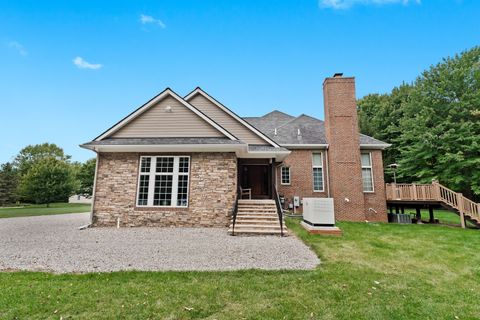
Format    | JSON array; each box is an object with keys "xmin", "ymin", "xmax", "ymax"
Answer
[
  {"xmin": 73, "ymin": 57, "xmax": 102, "ymax": 70},
  {"xmin": 7, "ymin": 41, "xmax": 27, "ymax": 56},
  {"xmin": 139, "ymin": 14, "xmax": 166, "ymax": 28},
  {"xmin": 320, "ymin": 0, "xmax": 421, "ymax": 9}
]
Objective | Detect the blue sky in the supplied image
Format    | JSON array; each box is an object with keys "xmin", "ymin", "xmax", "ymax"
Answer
[{"xmin": 1, "ymin": 0, "xmax": 478, "ymax": 163}]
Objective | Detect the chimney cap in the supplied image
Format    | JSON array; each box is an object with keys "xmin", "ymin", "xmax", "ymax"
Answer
[{"xmin": 333, "ymin": 73, "xmax": 343, "ymax": 78}]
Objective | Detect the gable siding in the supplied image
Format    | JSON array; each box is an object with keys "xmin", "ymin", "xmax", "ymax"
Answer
[
  {"xmin": 111, "ymin": 96, "xmax": 225, "ymax": 138},
  {"xmin": 188, "ymin": 94, "xmax": 267, "ymax": 145}
]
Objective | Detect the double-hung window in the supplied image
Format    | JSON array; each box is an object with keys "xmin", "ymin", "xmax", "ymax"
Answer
[
  {"xmin": 281, "ymin": 166, "xmax": 291, "ymax": 185},
  {"xmin": 361, "ymin": 152, "xmax": 374, "ymax": 192},
  {"xmin": 137, "ymin": 156, "xmax": 190, "ymax": 207},
  {"xmin": 312, "ymin": 153, "xmax": 324, "ymax": 192}
]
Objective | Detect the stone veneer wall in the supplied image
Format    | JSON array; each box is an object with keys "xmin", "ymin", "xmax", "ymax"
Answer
[{"xmin": 92, "ymin": 152, "xmax": 237, "ymax": 227}]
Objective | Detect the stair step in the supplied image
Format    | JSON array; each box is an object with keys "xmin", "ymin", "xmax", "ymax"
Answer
[
  {"xmin": 238, "ymin": 208, "xmax": 277, "ymax": 212},
  {"xmin": 233, "ymin": 219, "xmax": 282, "ymax": 225},
  {"xmin": 237, "ymin": 212, "xmax": 278, "ymax": 219},
  {"xmin": 234, "ymin": 216, "xmax": 279, "ymax": 221},
  {"xmin": 238, "ymin": 200, "xmax": 275, "ymax": 204},
  {"xmin": 230, "ymin": 223, "xmax": 284, "ymax": 229},
  {"xmin": 228, "ymin": 228, "xmax": 288, "ymax": 235},
  {"xmin": 238, "ymin": 205, "xmax": 277, "ymax": 209}
]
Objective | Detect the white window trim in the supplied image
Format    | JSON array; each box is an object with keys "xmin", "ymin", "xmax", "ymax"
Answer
[
  {"xmin": 136, "ymin": 155, "xmax": 190, "ymax": 208},
  {"xmin": 312, "ymin": 152, "xmax": 325, "ymax": 192},
  {"xmin": 361, "ymin": 152, "xmax": 375, "ymax": 193},
  {"xmin": 280, "ymin": 166, "xmax": 291, "ymax": 185}
]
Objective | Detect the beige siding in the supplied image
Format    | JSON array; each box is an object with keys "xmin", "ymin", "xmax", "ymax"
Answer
[
  {"xmin": 111, "ymin": 96, "xmax": 225, "ymax": 138},
  {"xmin": 188, "ymin": 93, "xmax": 268, "ymax": 145}
]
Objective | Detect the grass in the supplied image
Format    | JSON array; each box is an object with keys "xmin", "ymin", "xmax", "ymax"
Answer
[
  {"xmin": 1, "ymin": 219, "xmax": 480, "ymax": 319},
  {"xmin": 400, "ymin": 208, "xmax": 476, "ymax": 226},
  {"xmin": 0, "ymin": 203, "xmax": 91, "ymax": 219}
]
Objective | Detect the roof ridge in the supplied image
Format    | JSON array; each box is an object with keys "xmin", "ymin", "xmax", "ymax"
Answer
[{"xmin": 261, "ymin": 109, "xmax": 295, "ymax": 118}]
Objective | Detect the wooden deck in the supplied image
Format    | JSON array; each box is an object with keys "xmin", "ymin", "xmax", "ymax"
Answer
[{"xmin": 386, "ymin": 182, "xmax": 480, "ymax": 228}]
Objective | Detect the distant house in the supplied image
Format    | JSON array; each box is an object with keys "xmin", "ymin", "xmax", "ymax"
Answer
[
  {"xmin": 81, "ymin": 74, "xmax": 390, "ymax": 232},
  {"xmin": 68, "ymin": 195, "xmax": 92, "ymax": 204}
]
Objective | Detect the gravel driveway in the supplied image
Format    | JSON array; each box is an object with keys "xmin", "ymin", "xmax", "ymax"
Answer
[{"xmin": 0, "ymin": 213, "xmax": 319, "ymax": 273}]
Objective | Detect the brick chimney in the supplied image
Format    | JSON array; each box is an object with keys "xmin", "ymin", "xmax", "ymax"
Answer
[{"xmin": 323, "ymin": 74, "xmax": 366, "ymax": 221}]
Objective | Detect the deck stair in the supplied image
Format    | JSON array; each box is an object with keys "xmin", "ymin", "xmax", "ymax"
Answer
[
  {"xmin": 229, "ymin": 199, "xmax": 287, "ymax": 235},
  {"xmin": 386, "ymin": 181, "xmax": 480, "ymax": 228}
]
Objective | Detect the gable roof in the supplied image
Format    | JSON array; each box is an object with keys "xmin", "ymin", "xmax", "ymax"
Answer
[
  {"xmin": 184, "ymin": 88, "xmax": 280, "ymax": 148},
  {"xmin": 243, "ymin": 111, "xmax": 390, "ymax": 149},
  {"xmin": 244, "ymin": 110, "xmax": 295, "ymax": 134},
  {"xmin": 94, "ymin": 88, "xmax": 237, "ymax": 141}
]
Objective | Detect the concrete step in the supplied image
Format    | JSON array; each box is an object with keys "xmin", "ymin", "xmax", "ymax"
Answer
[
  {"xmin": 237, "ymin": 205, "xmax": 277, "ymax": 209},
  {"xmin": 229, "ymin": 223, "xmax": 284, "ymax": 230},
  {"xmin": 238, "ymin": 200, "xmax": 275, "ymax": 204},
  {"xmin": 237, "ymin": 208, "xmax": 277, "ymax": 212},
  {"xmin": 228, "ymin": 228, "xmax": 288, "ymax": 235},
  {"xmin": 234, "ymin": 216, "xmax": 279, "ymax": 221},
  {"xmin": 238, "ymin": 206, "xmax": 277, "ymax": 209},
  {"xmin": 233, "ymin": 219, "xmax": 283, "ymax": 225}
]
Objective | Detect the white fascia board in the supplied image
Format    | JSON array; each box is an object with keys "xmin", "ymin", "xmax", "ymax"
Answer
[
  {"xmin": 360, "ymin": 144, "xmax": 391, "ymax": 150},
  {"xmin": 237, "ymin": 149, "xmax": 291, "ymax": 161},
  {"xmin": 95, "ymin": 89, "xmax": 237, "ymax": 141},
  {"xmin": 184, "ymin": 88, "xmax": 281, "ymax": 148},
  {"xmin": 281, "ymin": 144, "xmax": 329, "ymax": 149}
]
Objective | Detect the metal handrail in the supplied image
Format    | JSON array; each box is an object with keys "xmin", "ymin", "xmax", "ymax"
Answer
[{"xmin": 273, "ymin": 184, "xmax": 284, "ymax": 236}]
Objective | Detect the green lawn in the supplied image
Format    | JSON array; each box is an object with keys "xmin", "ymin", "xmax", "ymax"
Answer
[
  {"xmin": 1, "ymin": 218, "xmax": 479, "ymax": 319},
  {"xmin": 400, "ymin": 208, "xmax": 476, "ymax": 227},
  {"xmin": 0, "ymin": 203, "xmax": 91, "ymax": 219}
]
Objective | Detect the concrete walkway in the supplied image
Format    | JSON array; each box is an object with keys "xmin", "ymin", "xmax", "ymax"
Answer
[{"xmin": 0, "ymin": 213, "xmax": 319, "ymax": 273}]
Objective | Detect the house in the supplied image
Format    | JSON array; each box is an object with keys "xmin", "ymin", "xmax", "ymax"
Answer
[{"xmin": 81, "ymin": 74, "xmax": 390, "ymax": 232}]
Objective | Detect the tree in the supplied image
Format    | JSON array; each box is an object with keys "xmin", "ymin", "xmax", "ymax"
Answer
[
  {"xmin": 18, "ymin": 157, "xmax": 75, "ymax": 206},
  {"xmin": 0, "ymin": 162, "xmax": 19, "ymax": 205},
  {"xmin": 397, "ymin": 47, "xmax": 480, "ymax": 198},
  {"xmin": 74, "ymin": 158, "xmax": 96, "ymax": 196},
  {"xmin": 14, "ymin": 143, "xmax": 70, "ymax": 176},
  {"xmin": 358, "ymin": 46, "xmax": 480, "ymax": 199}
]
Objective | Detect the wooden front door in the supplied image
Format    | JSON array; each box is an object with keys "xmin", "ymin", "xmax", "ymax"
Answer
[{"xmin": 241, "ymin": 165, "xmax": 270, "ymax": 199}]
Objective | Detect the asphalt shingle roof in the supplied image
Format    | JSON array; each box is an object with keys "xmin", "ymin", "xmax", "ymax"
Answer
[
  {"xmin": 82, "ymin": 137, "xmax": 244, "ymax": 146},
  {"xmin": 243, "ymin": 112, "xmax": 389, "ymax": 147}
]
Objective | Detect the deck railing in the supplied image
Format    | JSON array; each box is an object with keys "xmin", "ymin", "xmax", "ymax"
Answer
[{"xmin": 386, "ymin": 181, "xmax": 480, "ymax": 228}]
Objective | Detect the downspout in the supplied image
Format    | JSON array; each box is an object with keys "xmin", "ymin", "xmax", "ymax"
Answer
[
  {"xmin": 89, "ymin": 151, "xmax": 100, "ymax": 225},
  {"xmin": 325, "ymin": 148, "xmax": 331, "ymax": 198}
]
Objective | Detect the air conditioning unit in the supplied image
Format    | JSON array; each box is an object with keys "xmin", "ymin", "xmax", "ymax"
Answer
[{"xmin": 302, "ymin": 198, "xmax": 335, "ymax": 226}]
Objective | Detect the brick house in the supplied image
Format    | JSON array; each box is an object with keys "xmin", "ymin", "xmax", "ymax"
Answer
[{"xmin": 81, "ymin": 74, "xmax": 390, "ymax": 232}]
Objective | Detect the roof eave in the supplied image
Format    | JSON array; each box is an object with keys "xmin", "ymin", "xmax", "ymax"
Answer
[{"xmin": 360, "ymin": 143, "xmax": 391, "ymax": 150}]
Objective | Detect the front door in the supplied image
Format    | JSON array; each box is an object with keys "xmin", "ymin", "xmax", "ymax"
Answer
[{"xmin": 241, "ymin": 165, "xmax": 270, "ymax": 199}]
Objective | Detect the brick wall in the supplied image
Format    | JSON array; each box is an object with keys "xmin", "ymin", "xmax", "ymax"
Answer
[
  {"xmin": 363, "ymin": 150, "xmax": 388, "ymax": 222},
  {"xmin": 277, "ymin": 148, "xmax": 387, "ymax": 222},
  {"xmin": 323, "ymin": 76, "xmax": 366, "ymax": 221},
  {"xmin": 277, "ymin": 149, "xmax": 328, "ymax": 210},
  {"xmin": 92, "ymin": 152, "xmax": 237, "ymax": 227}
]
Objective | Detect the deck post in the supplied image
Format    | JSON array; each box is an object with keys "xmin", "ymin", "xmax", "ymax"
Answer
[
  {"xmin": 456, "ymin": 193, "xmax": 466, "ymax": 229},
  {"xmin": 412, "ymin": 183, "xmax": 417, "ymax": 200},
  {"xmin": 401, "ymin": 207, "xmax": 405, "ymax": 214},
  {"xmin": 415, "ymin": 207, "xmax": 422, "ymax": 223},
  {"xmin": 428, "ymin": 206, "xmax": 434, "ymax": 223}
]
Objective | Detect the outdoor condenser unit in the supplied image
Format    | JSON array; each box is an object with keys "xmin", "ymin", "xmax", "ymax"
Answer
[{"xmin": 302, "ymin": 198, "xmax": 335, "ymax": 226}]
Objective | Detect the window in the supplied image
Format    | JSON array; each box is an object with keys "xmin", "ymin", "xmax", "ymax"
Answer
[
  {"xmin": 137, "ymin": 156, "xmax": 190, "ymax": 207},
  {"xmin": 281, "ymin": 166, "xmax": 290, "ymax": 185},
  {"xmin": 312, "ymin": 153, "xmax": 324, "ymax": 192},
  {"xmin": 361, "ymin": 153, "xmax": 374, "ymax": 192}
]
